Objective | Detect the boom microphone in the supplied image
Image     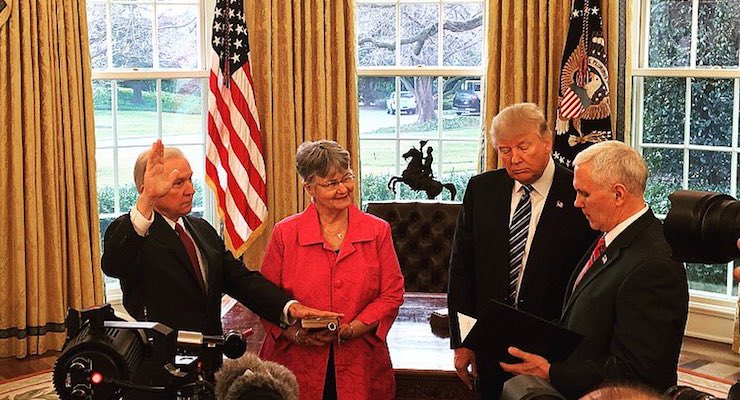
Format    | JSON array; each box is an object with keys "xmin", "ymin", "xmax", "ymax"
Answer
[{"xmin": 214, "ymin": 353, "xmax": 299, "ymax": 400}]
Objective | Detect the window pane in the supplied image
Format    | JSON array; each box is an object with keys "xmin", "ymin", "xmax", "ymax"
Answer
[
  {"xmin": 117, "ymin": 79, "xmax": 158, "ymax": 146},
  {"xmin": 157, "ymin": 5, "xmax": 199, "ymax": 69},
  {"xmin": 445, "ymin": 76, "xmax": 482, "ymax": 138},
  {"xmin": 439, "ymin": 141, "xmax": 477, "ymax": 201},
  {"xmin": 359, "ymin": 76, "xmax": 396, "ymax": 139},
  {"xmin": 87, "ymin": 2, "xmax": 108, "ymax": 69},
  {"xmin": 686, "ymin": 263, "xmax": 729, "ymax": 294},
  {"xmin": 697, "ymin": 0, "xmax": 740, "ymax": 68},
  {"xmin": 356, "ymin": 4, "xmax": 396, "ymax": 67},
  {"xmin": 648, "ymin": 0, "xmax": 691, "ymax": 68},
  {"xmin": 400, "ymin": 76, "xmax": 437, "ymax": 139},
  {"xmin": 162, "ymin": 79, "xmax": 203, "ymax": 144},
  {"xmin": 360, "ymin": 140, "xmax": 397, "ymax": 205},
  {"xmin": 97, "ymin": 148, "xmax": 115, "ymax": 214},
  {"xmin": 641, "ymin": 77, "xmax": 685, "ymax": 145},
  {"xmin": 688, "ymin": 150, "xmax": 731, "ymax": 193},
  {"xmin": 94, "ymin": 80, "xmax": 113, "ymax": 147},
  {"xmin": 112, "ymin": 4, "xmax": 153, "ymax": 68},
  {"xmin": 442, "ymin": 4, "xmax": 483, "ymax": 67},
  {"xmin": 690, "ymin": 78, "xmax": 733, "ymax": 147},
  {"xmin": 644, "ymin": 148, "xmax": 683, "ymax": 215},
  {"xmin": 400, "ymin": 4, "xmax": 438, "ymax": 66}
]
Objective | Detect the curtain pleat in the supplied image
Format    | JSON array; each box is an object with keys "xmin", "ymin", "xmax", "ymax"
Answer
[
  {"xmin": 0, "ymin": 0, "xmax": 104, "ymax": 358},
  {"xmin": 242, "ymin": 0, "xmax": 358, "ymax": 269},
  {"xmin": 484, "ymin": 0, "xmax": 619, "ymax": 169}
]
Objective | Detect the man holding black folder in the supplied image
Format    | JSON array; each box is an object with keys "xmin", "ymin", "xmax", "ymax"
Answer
[
  {"xmin": 448, "ymin": 103, "xmax": 597, "ymax": 399},
  {"xmin": 500, "ymin": 141, "xmax": 689, "ymax": 399}
]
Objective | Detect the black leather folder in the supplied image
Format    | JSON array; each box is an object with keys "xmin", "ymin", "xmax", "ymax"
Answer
[{"xmin": 461, "ymin": 299, "xmax": 583, "ymax": 363}]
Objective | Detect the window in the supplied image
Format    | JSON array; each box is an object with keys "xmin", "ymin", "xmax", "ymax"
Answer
[
  {"xmin": 631, "ymin": 0, "xmax": 740, "ymax": 339},
  {"xmin": 87, "ymin": 0, "xmax": 214, "ymax": 301},
  {"xmin": 355, "ymin": 0, "xmax": 486, "ymax": 206}
]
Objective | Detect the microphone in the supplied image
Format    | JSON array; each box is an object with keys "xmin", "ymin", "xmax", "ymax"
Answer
[{"xmin": 214, "ymin": 353, "xmax": 298, "ymax": 400}]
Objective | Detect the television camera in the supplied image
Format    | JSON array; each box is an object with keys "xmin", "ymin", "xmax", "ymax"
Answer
[
  {"xmin": 52, "ymin": 304, "xmax": 247, "ymax": 400},
  {"xmin": 663, "ymin": 190, "xmax": 740, "ymax": 400}
]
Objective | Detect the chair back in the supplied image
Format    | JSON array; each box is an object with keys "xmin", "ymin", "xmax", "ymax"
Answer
[{"xmin": 365, "ymin": 201, "xmax": 461, "ymax": 293}]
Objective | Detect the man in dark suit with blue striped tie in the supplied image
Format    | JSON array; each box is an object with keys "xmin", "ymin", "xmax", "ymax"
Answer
[{"xmin": 448, "ymin": 103, "xmax": 598, "ymax": 399}]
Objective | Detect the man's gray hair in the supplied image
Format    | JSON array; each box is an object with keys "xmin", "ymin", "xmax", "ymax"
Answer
[
  {"xmin": 134, "ymin": 146, "xmax": 186, "ymax": 193},
  {"xmin": 295, "ymin": 140, "xmax": 350, "ymax": 182},
  {"xmin": 573, "ymin": 140, "xmax": 648, "ymax": 195},
  {"xmin": 490, "ymin": 102, "xmax": 551, "ymax": 145}
]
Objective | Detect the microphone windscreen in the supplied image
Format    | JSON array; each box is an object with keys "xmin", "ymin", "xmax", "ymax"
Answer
[{"xmin": 215, "ymin": 353, "xmax": 298, "ymax": 400}]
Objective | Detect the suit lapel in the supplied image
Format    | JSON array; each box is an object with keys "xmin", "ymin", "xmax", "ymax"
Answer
[
  {"xmin": 561, "ymin": 210, "xmax": 657, "ymax": 317},
  {"xmin": 149, "ymin": 213, "xmax": 205, "ymax": 291},
  {"xmin": 521, "ymin": 164, "xmax": 572, "ymax": 287}
]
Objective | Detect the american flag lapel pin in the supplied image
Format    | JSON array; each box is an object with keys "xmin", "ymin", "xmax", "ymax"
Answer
[{"xmin": 556, "ymin": 200, "xmax": 564, "ymax": 208}]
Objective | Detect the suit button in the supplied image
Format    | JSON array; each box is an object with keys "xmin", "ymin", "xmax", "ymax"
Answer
[
  {"xmin": 334, "ymin": 280, "xmax": 343, "ymax": 288},
  {"xmin": 518, "ymin": 299, "xmax": 525, "ymax": 304}
]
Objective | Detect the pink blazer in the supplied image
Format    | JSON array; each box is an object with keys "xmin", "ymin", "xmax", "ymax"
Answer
[{"xmin": 259, "ymin": 203, "xmax": 405, "ymax": 400}]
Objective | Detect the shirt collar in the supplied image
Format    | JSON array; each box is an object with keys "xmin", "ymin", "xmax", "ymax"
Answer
[
  {"xmin": 604, "ymin": 204, "xmax": 649, "ymax": 246},
  {"xmin": 513, "ymin": 156, "xmax": 555, "ymax": 197},
  {"xmin": 160, "ymin": 213, "xmax": 182, "ymax": 231}
]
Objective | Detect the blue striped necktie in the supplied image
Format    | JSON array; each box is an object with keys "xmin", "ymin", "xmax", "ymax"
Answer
[{"xmin": 508, "ymin": 184, "xmax": 533, "ymax": 306}]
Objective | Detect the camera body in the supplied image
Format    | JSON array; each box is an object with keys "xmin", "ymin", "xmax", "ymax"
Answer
[{"xmin": 53, "ymin": 304, "xmax": 246, "ymax": 400}]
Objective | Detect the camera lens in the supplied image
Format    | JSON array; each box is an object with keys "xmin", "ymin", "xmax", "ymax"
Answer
[{"xmin": 664, "ymin": 190, "xmax": 740, "ymax": 264}]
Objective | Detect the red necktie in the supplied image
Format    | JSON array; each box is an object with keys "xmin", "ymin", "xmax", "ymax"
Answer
[
  {"xmin": 175, "ymin": 223, "xmax": 206, "ymax": 292},
  {"xmin": 573, "ymin": 235, "xmax": 607, "ymax": 290}
]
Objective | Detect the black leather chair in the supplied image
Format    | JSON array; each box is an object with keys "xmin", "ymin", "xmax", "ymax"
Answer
[{"xmin": 365, "ymin": 201, "xmax": 461, "ymax": 293}]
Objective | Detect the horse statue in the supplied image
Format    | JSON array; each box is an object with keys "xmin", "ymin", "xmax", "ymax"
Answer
[{"xmin": 388, "ymin": 141, "xmax": 457, "ymax": 201}]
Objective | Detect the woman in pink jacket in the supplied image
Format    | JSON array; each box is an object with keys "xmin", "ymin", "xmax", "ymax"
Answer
[{"xmin": 259, "ymin": 140, "xmax": 405, "ymax": 400}]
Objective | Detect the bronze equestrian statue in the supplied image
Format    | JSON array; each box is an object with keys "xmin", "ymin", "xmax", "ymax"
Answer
[{"xmin": 388, "ymin": 141, "xmax": 457, "ymax": 201}]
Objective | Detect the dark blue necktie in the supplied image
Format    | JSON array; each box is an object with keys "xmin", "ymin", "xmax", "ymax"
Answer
[{"xmin": 508, "ymin": 184, "xmax": 533, "ymax": 306}]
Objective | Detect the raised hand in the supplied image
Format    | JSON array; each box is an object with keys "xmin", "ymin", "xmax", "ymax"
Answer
[{"xmin": 136, "ymin": 140, "xmax": 179, "ymax": 218}]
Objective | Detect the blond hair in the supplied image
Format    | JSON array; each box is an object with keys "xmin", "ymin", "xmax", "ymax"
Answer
[{"xmin": 490, "ymin": 103, "xmax": 551, "ymax": 145}]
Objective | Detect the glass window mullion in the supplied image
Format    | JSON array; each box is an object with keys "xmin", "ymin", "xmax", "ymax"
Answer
[
  {"xmin": 689, "ymin": 0, "xmax": 698, "ymax": 68},
  {"xmin": 112, "ymin": 79, "xmax": 120, "ymax": 214},
  {"xmin": 683, "ymin": 77, "xmax": 691, "ymax": 189},
  {"xmin": 157, "ymin": 79, "xmax": 163, "ymax": 138}
]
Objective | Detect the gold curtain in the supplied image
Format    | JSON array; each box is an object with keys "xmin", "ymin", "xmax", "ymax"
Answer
[
  {"xmin": 242, "ymin": 0, "xmax": 359, "ymax": 268},
  {"xmin": 484, "ymin": 0, "xmax": 619, "ymax": 170},
  {"xmin": 0, "ymin": 0, "xmax": 104, "ymax": 357}
]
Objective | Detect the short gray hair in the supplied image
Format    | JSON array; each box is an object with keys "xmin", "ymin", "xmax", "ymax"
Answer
[
  {"xmin": 573, "ymin": 140, "xmax": 648, "ymax": 195},
  {"xmin": 295, "ymin": 140, "xmax": 350, "ymax": 182},
  {"xmin": 134, "ymin": 146, "xmax": 186, "ymax": 193},
  {"xmin": 490, "ymin": 103, "xmax": 551, "ymax": 145}
]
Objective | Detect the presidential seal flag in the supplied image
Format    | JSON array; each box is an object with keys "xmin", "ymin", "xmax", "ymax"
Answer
[
  {"xmin": 553, "ymin": 0, "xmax": 612, "ymax": 168},
  {"xmin": 206, "ymin": 0, "xmax": 268, "ymax": 257}
]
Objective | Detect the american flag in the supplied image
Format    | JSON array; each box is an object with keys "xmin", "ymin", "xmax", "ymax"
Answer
[{"xmin": 206, "ymin": 0, "xmax": 267, "ymax": 257}]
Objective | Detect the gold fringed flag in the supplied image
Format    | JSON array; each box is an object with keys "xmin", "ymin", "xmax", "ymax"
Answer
[
  {"xmin": 553, "ymin": 0, "xmax": 612, "ymax": 168},
  {"xmin": 206, "ymin": 0, "xmax": 268, "ymax": 257}
]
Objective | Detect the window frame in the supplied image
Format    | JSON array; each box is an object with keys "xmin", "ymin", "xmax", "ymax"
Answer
[{"xmin": 630, "ymin": 0, "xmax": 740, "ymax": 342}]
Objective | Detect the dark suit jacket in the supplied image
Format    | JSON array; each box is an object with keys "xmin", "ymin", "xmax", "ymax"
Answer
[
  {"xmin": 550, "ymin": 210, "xmax": 689, "ymax": 399},
  {"xmin": 448, "ymin": 163, "xmax": 598, "ymax": 348},
  {"xmin": 102, "ymin": 212, "xmax": 291, "ymax": 336}
]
